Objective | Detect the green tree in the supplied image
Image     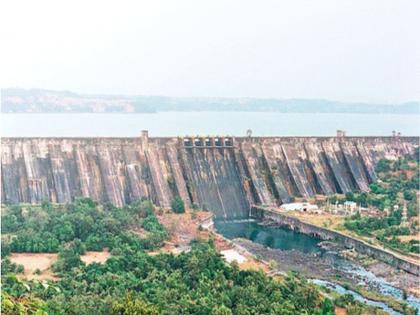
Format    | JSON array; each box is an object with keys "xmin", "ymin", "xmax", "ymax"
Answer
[
  {"xmin": 53, "ymin": 245, "xmax": 84, "ymax": 273},
  {"xmin": 1, "ymin": 291, "xmax": 48, "ymax": 315},
  {"xmin": 212, "ymin": 305, "xmax": 233, "ymax": 315},
  {"xmin": 54, "ymin": 222, "xmax": 75, "ymax": 242},
  {"xmin": 72, "ymin": 239, "xmax": 86, "ymax": 255},
  {"xmin": 345, "ymin": 192, "xmax": 355, "ymax": 201},
  {"xmin": 376, "ymin": 159, "xmax": 391, "ymax": 173},
  {"xmin": 320, "ymin": 298, "xmax": 334, "ymax": 315},
  {"xmin": 171, "ymin": 196, "xmax": 185, "ymax": 213},
  {"xmin": 1, "ymin": 214, "xmax": 19, "ymax": 233},
  {"xmin": 111, "ymin": 293, "xmax": 159, "ymax": 315}
]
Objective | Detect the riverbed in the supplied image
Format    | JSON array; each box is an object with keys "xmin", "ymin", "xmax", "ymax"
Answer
[{"xmin": 215, "ymin": 220, "xmax": 420, "ymax": 313}]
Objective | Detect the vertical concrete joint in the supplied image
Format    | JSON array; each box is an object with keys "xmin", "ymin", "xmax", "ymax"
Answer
[{"xmin": 141, "ymin": 130, "xmax": 149, "ymax": 150}]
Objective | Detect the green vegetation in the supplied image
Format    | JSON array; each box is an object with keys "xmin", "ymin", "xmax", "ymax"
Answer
[
  {"xmin": 2, "ymin": 243, "xmax": 329, "ymax": 314},
  {"xmin": 1, "ymin": 198, "xmax": 168, "ymax": 257},
  {"xmin": 52, "ymin": 241, "xmax": 85, "ymax": 273},
  {"xmin": 2, "ymin": 286, "xmax": 49, "ymax": 315},
  {"xmin": 1, "ymin": 258, "xmax": 24, "ymax": 275},
  {"xmin": 340, "ymin": 153, "xmax": 419, "ymax": 254},
  {"xmin": 1, "ymin": 199, "xmax": 406, "ymax": 314},
  {"xmin": 328, "ymin": 151, "xmax": 418, "ymax": 213},
  {"xmin": 344, "ymin": 211, "xmax": 403, "ymax": 235},
  {"xmin": 337, "ymin": 283, "xmax": 417, "ymax": 315},
  {"xmin": 320, "ymin": 298, "xmax": 334, "ymax": 315},
  {"xmin": 1, "ymin": 199, "xmax": 341, "ymax": 314},
  {"xmin": 111, "ymin": 293, "xmax": 159, "ymax": 315},
  {"xmin": 171, "ymin": 195, "xmax": 185, "ymax": 213}
]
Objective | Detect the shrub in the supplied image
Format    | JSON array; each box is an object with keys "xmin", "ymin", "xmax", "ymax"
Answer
[
  {"xmin": 171, "ymin": 196, "xmax": 185, "ymax": 213},
  {"xmin": 375, "ymin": 159, "xmax": 391, "ymax": 173},
  {"xmin": 53, "ymin": 245, "xmax": 84, "ymax": 273},
  {"xmin": 112, "ymin": 293, "xmax": 158, "ymax": 315},
  {"xmin": 16, "ymin": 264, "xmax": 24, "ymax": 274}
]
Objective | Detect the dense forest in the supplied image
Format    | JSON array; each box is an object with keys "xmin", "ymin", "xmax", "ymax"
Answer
[
  {"xmin": 2, "ymin": 199, "xmax": 168, "ymax": 256},
  {"xmin": 1, "ymin": 199, "xmax": 378, "ymax": 314},
  {"xmin": 2, "ymin": 240, "xmax": 336, "ymax": 315}
]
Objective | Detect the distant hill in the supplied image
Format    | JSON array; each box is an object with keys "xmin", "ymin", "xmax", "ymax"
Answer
[{"xmin": 2, "ymin": 88, "xmax": 419, "ymax": 114}]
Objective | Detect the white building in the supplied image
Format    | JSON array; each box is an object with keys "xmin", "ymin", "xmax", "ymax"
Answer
[
  {"xmin": 343, "ymin": 201, "xmax": 358, "ymax": 213},
  {"xmin": 280, "ymin": 202, "xmax": 319, "ymax": 213}
]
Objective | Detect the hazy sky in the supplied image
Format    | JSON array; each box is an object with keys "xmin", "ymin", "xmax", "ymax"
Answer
[{"xmin": 1, "ymin": 0, "xmax": 419, "ymax": 103}]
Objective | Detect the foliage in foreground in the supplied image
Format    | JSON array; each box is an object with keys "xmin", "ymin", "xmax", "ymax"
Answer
[
  {"xmin": 1, "ymin": 199, "xmax": 400, "ymax": 314},
  {"xmin": 1, "ymin": 239, "xmax": 333, "ymax": 314}
]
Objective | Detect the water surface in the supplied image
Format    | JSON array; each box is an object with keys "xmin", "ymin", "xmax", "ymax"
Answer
[
  {"xmin": 215, "ymin": 220, "xmax": 420, "ymax": 313},
  {"xmin": 215, "ymin": 219, "xmax": 321, "ymax": 253},
  {"xmin": 2, "ymin": 112, "xmax": 419, "ymax": 137}
]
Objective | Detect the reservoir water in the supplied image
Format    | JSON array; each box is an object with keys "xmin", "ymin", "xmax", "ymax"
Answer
[
  {"xmin": 2, "ymin": 112, "xmax": 419, "ymax": 137},
  {"xmin": 215, "ymin": 220, "xmax": 420, "ymax": 314}
]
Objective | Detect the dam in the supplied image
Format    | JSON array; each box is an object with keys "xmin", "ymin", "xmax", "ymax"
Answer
[{"xmin": 1, "ymin": 133, "xmax": 417, "ymax": 218}]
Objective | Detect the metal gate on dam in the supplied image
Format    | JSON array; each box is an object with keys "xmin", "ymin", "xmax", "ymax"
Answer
[{"xmin": 1, "ymin": 133, "xmax": 418, "ymax": 218}]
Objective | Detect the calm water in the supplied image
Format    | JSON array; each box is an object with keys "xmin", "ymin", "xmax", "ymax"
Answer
[
  {"xmin": 215, "ymin": 220, "xmax": 420, "ymax": 313},
  {"xmin": 2, "ymin": 112, "xmax": 419, "ymax": 137},
  {"xmin": 215, "ymin": 219, "xmax": 321, "ymax": 253}
]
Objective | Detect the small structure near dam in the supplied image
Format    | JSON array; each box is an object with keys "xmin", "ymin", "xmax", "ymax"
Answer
[{"xmin": 1, "ymin": 133, "xmax": 418, "ymax": 219}]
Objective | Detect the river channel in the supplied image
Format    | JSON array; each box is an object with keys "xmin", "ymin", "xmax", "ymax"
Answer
[{"xmin": 215, "ymin": 219, "xmax": 420, "ymax": 314}]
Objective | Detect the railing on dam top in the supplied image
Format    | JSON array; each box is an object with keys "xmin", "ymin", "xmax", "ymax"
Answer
[{"xmin": 182, "ymin": 136, "xmax": 235, "ymax": 148}]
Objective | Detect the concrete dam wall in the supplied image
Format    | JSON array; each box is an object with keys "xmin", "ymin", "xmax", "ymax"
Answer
[{"xmin": 1, "ymin": 136, "xmax": 417, "ymax": 218}]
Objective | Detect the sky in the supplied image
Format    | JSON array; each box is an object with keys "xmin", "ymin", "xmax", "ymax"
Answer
[{"xmin": 1, "ymin": 0, "xmax": 419, "ymax": 103}]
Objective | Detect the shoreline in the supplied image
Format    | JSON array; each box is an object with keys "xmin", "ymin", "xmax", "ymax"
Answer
[
  {"xmin": 230, "ymin": 237, "xmax": 418, "ymax": 314},
  {"xmin": 251, "ymin": 207, "xmax": 420, "ymax": 276}
]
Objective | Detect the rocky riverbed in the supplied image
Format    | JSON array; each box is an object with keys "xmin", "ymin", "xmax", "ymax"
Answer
[
  {"xmin": 367, "ymin": 262, "xmax": 420, "ymax": 298},
  {"xmin": 233, "ymin": 238, "xmax": 420, "ymax": 308},
  {"xmin": 234, "ymin": 238, "xmax": 355, "ymax": 283}
]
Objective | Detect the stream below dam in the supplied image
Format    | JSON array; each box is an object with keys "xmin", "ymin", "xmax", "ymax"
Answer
[{"xmin": 215, "ymin": 219, "xmax": 420, "ymax": 314}]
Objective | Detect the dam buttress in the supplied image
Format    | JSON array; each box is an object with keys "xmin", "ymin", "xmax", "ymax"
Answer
[{"xmin": 1, "ymin": 136, "xmax": 417, "ymax": 218}]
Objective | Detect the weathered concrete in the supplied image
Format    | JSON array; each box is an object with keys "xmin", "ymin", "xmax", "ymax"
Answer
[
  {"xmin": 1, "ymin": 136, "xmax": 418, "ymax": 218},
  {"xmin": 251, "ymin": 207, "xmax": 420, "ymax": 276}
]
